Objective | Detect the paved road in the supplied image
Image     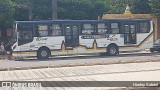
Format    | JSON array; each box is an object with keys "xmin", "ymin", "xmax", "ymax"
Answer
[
  {"xmin": 0, "ymin": 52, "xmax": 160, "ymax": 69},
  {"xmin": 0, "ymin": 62, "xmax": 160, "ymax": 90}
]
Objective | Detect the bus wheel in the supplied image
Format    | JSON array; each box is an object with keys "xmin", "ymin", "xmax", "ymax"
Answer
[
  {"xmin": 107, "ymin": 45, "xmax": 118, "ymax": 56},
  {"xmin": 37, "ymin": 48, "xmax": 50, "ymax": 59}
]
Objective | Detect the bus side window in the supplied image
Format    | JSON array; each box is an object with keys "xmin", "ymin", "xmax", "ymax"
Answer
[
  {"xmin": 51, "ymin": 24, "xmax": 62, "ymax": 36},
  {"xmin": 97, "ymin": 23, "xmax": 108, "ymax": 34},
  {"xmin": 36, "ymin": 25, "xmax": 49, "ymax": 37},
  {"xmin": 81, "ymin": 24, "xmax": 95, "ymax": 35},
  {"xmin": 111, "ymin": 23, "xmax": 120, "ymax": 34}
]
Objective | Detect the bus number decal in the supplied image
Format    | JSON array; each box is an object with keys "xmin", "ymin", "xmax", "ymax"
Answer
[{"xmin": 36, "ymin": 37, "xmax": 48, "ymax": 41}]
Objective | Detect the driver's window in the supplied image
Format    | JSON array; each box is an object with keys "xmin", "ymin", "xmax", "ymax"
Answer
[
  {"xmin": 17, "ymin": 24, "xmax": 33, "ymax": 46},
  {"xmin": 19, "ymin": 31, "xmax": 32, "ymax": 40}
]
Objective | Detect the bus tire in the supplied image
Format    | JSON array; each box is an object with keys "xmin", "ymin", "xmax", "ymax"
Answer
[
  {"xmin": 107, "ymin": 45, "xmax": 118, "ymax": 56},
  {"xmin": 37, "ymin": 47, "xmax": 50, "ymax": 59}
]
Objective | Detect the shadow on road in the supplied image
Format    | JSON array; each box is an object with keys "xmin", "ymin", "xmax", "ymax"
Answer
[{"xmin": 15, "ymin": 52, "xmax": 160, "ymax": 62}]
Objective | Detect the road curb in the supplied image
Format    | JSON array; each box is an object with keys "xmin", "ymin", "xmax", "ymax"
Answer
[{"xmin": 0, "ymin": 59, "xmax": 160, "ymax": 71}]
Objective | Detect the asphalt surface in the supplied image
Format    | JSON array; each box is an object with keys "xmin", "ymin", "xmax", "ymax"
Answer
[
  {"xmin": 0, "ymin": 51, "xmax": 160, "ymax": 70},
  {"xmin": 0, "ymin": 51, "xmax": 160, "ymax": 90},
  {"xmin": 0, "ymin": 61, "xmax": 160, "ymax": 90}
]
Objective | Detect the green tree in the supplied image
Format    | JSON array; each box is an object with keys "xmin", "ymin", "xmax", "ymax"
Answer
[
  {"xmin": 58, "ymin": 0, "xmax": 109, "ymax": 20},
  {"xmin": 150, "ymin": 0, "xmax": 160, "ymax": 18},
  {"xmin": 0, "ymin": 0, "xmax": 16, "ymax": 40},
  {"xmin": 11, "ymin": 0, "xmax": 33, "ymax": 20},
  {"xmin": 32, "ymin": 0, "xmax": 52, "ymax": 20},
  {"xmin": 12, "ymin": 0, "xmax": 109, "ymax": 20},
  {"xmin": 108, "ymin": 0, "xmax": 151, "ymax": 14},
  {"xmin": 13, "ymin": 0, "xmax": 52, "ymax": 20},
  {"xmin": 108, "ymin": 0, "xmax": 127, "ymax": 14},
  {"xmin": 0, "ymin": 0, "xmax": 16, "ymax": 29},
  {"xmin": 132, "ymin": 0, "xmax": 151, "ymax": 14}
]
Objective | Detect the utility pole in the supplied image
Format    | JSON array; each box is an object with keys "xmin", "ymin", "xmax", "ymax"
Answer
[{"xmin": 52, "ymin": 0, "xmax": 58, "ymax": 20}]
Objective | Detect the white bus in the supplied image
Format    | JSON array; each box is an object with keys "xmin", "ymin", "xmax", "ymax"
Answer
[{"xmin": 11, "ymin": 19, "xmax": 153, "ymax": 59}]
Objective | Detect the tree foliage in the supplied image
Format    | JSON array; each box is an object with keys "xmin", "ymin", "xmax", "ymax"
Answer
[
  {"xmin": 108, "ymin": 0, "xmax": 127, "ymax": 14},
  {"xmin": 11, "ymin": 0, "xmax": 109, "ymax": 20},
  {"xmin": 150, "ymin": 0, "xmax": 160, "ymax": 18},
  {"xmin": 1, "ymin": 0, "xmax": 160, "ymax": 30},
  {"xmin": 11, "ymin": 0, "xmax": 33, "ymax": 20},
  {"xmin": 32, "ymin": 0, "xmax": 52, "ymax": 20},
  {"xmin": 58, "ymin": 0, "xmax": 109, "ymax": 20},
  {"xmin": 108, "ymin": 0, "xmax": 151, "ymax": 14},
  {"xmin": 0, "ymin": 0, "xmax": 16, "ymax": 28},
  {"xmin": 131, "ymin": 0, "xmax": 151, "ymax": 14}
]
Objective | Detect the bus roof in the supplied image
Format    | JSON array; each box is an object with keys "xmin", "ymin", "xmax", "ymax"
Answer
[{"xmin": 15, "ymin": 19, "xmax": 151, "ymax": 24}]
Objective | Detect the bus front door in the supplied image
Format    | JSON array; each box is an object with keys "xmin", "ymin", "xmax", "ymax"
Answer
[
  {"xmin": 64, "ymin": 25, "xmax": 79, "ymax": 49},
  {"xmin": 124, "ymin": 24, "xmax": 136, "ymax": 44}
]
